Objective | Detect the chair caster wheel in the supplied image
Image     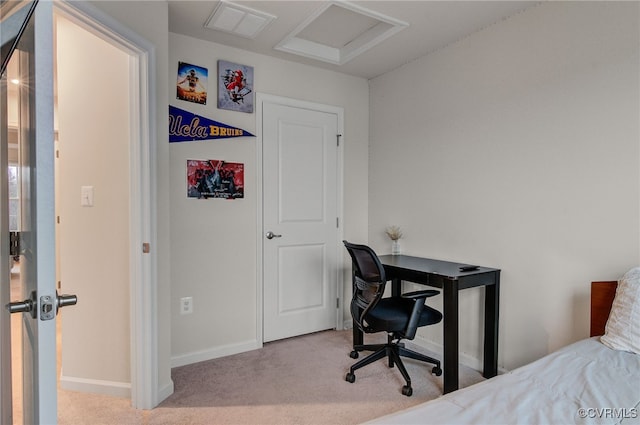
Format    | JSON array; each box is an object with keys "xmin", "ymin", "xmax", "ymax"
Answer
[
  {"xmin": 402, "ymin": 385, "xmax": 413, "ymax": 397},
  {"xmin": 432, "ymin": 366, "xmax": 442, "ymax": 376},
  {"xmin": 349, "ymin": 351, "xmax": 359, "ymax": 359},
  {"xmin": 345, "ymin": 372, "xmax": 356, "ymax": 383}
]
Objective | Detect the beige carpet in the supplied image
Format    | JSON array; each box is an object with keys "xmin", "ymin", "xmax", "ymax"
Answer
[{"xmin": 58, "ymin": 330, "xmax": 485, "ymax": 425}]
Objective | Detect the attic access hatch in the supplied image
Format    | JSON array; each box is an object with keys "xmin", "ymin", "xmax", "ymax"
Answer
[{"xmin": 275, "ymin": 1, "xmax": 408, "ymax": 65}]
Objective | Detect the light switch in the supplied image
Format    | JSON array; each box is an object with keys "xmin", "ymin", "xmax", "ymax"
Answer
[{"xmin": 81, "ymin": 186, "xmax": 94, "ymax": 207}]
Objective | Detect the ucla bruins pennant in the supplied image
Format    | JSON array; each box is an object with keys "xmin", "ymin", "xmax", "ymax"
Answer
[{"xmin": 169, "ymin": 105, "xmax": 254, "ymax": 143}]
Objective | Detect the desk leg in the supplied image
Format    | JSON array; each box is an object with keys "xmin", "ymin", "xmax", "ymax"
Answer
[
  {"xmin": 443, "ymin": 279, "xmax": 459, "ymax": 394},
  {"xmin": 483, "ymin": 272, "xmax": 500, "ymax": 378}
]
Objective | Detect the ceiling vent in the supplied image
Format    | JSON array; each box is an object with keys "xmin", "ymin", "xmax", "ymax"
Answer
[
  {"xmin": 205, "ymin": 1, "xmax": 277, "ymax": 39},
  {"xmin": 275, "ymin": 1, "xmax": 408, "ymax": 65}
]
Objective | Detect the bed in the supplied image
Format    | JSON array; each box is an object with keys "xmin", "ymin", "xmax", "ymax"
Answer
[{"xmin": 367, "ymin": 269, "xmax": 640, "ymax": 425}]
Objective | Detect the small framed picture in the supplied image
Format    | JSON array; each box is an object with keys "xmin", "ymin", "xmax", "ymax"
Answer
[
  {"xmin": 218, "ymin": 60, "xmax": 254, "ymax": 113},
  {"xmin": 176, "ymin": 61, "xmax": 208, "ymax": 105},
  {"xmin": 187, "ymin": 159, "xmax": 245, "ymax": 200}
]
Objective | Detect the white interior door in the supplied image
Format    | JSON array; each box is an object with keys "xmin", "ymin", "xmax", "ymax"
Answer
[
  {"xmin": 1, "ymin": 1, "xmax": 62, "ymax": 423},
  {"xmin": 262, "ymin": 99, "xmax": 341, "ymax": 342},
  {"xmin": 0, "ymin": 33, "xmax": 13, "ymax": 425}
]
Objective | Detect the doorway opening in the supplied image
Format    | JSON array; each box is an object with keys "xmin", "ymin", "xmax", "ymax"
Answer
[
  {"xmin": 53, "ymin": 9, "xmax": 132, "ymax": 398},
  {"xmin": 7, "ymin": 10, "xmax": 133, "ymax": 423}
]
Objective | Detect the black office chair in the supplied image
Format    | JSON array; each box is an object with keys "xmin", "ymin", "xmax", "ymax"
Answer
[{"xmin": 343, "ymin": 240, "xmax": 443, "ymax": 396}]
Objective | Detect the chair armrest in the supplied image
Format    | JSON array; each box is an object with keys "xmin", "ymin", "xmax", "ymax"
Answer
[
  {"xmin": 402, "ymin": 289, "xmax": 440, "ymax": 300},
  {"xmin": 403, "ymin": 290, "xmax": 440, "ymax": 339}
]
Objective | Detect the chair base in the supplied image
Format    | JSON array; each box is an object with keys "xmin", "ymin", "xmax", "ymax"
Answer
[{"xmin": 346, "ymin": 335, "xmax": 442, "ymax": 397}]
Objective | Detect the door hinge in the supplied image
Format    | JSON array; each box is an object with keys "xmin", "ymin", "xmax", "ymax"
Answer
[
  {"xmin": 336, "ymin": 298, "xmax": 340, "ymax": 309},
  {"xmin": 336, "ymin": 134, "xmax": 342, "ymax": 146},
  {"xmin": 9, "ymin": 231, "xmax": 20, "ymax": 257},
  {"xmin": 142, "ymin": 243, "xmax": 150, "ymax": 254},
  {"xmin": 336, "ymin": 217, "xmax": 339, "ymax": 228}
]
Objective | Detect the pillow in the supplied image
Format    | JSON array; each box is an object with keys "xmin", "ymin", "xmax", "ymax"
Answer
[{"xmin": 601, "ymin": 266, "xmax": 640, "ymax": 353}]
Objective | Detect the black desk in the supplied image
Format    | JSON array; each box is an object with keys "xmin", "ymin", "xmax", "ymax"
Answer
[{"xmin": 352, "ymin": 254, "xmax": 500, "ymax": 394}]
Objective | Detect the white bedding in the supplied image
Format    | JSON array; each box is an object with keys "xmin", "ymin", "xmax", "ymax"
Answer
[{"xmin": 367, "ymin": 337, "xmax": 640, "ymax": 425}]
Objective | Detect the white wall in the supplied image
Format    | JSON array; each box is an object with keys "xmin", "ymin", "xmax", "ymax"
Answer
[
  {"xmin": 369, "ymin": 1, "xmax": 639, "ymax": 370},
  {"xmin": 56, "ymin": 14, "xmax": 131, "ymax": 389},
  {"xmin": 168, "ymin": 33, "xmax": 369, "ymax": 365}
]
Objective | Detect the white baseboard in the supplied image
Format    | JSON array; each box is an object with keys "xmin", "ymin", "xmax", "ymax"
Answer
[
  {"xmin": 341, "ymin": 321, "xmax": 507, "ymax": 374},
  {"xmin": 60, "ymin": 374, "xmax": 178, "ymax": 407},
  {"xmin": 157, "ymin": 380, "xmax": 174, "ymax": 404},
  {"xmin": 411, "ymin": 336, "xmax": 509, "ymax": 374},
  {"xmin": 59, "ymin": 375, "xmax": 130, "ymax": 398},
  {"xmin": 410, "ymin": 335, "xmax": 482, "ymax": 371},
  {"xmin": 171, "ymin": 339, "xmax": 262, "ymax": 368}
]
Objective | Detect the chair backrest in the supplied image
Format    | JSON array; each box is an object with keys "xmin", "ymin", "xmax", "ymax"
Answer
[{"xmin": 343, "ymin": 241, "xmax": 387, "ymax": 332}]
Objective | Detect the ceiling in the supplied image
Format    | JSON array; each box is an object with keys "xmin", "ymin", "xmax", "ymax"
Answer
[{"xmin": 168, "ymin": 1, "xmax": 540, "ymax": 80}]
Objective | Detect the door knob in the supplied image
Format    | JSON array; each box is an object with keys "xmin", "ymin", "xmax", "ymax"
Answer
[
  {"xmin": 40, "ymin": 291, "xmax": 78, "ymax": 320},
  {"xmin": 265, "ymin": 231, "xmax": 282, "ymax": 239},
  {"xmin": 6, "ymin": 290, "xmax": 77, "ymax": 320},
  {"xmin": 57, "ymin": 293, "xmax": 77, "ymax": 309},
  {"xmin": 6, "ymin": 290, "xmax": 37, "ymax": 318},
  {"xmin": 7, "ymin": 300, "xmax": 32, "ymax": 314}
]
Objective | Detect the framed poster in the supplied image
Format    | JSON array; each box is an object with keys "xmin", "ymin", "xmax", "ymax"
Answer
[
  {"xmin": 218, "ymin": 60, "xmax": 254, "ymax": 113},
  {"xmin": 176, "ymin": 61, "xmax": 208, "ymax": 105},
  {"xmin": 187, "ymin": 159, "xmax": 244, "ymax": 200}
]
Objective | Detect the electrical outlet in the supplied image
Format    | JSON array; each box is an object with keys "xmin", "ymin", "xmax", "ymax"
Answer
[{"xmin": 180, "ymin": 297, "xmax": 193, "ymax": 314}]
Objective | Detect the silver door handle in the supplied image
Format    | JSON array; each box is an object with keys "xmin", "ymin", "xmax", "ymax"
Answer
[
  {"xmin": 6, "ymin": 290, "xmax": 37, "ymax": 318},
  {"xmin": 40, "ymin": 291, "xmax": 78, "ymax": 321},
  {"xmin": 265, "ymin": 231, "xmax": 282, "ymax": 239},
  {"xmin": 57, "ymin": 293, "xmax": 77, "ymax": 309},
  {"xmin": 6, "ymin": 290, "xmax": 77, "ymax": 321}
]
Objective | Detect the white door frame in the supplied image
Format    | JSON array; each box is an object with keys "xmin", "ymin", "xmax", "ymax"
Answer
[
  {"xmin": 0, "ymin": 70, "xmax": 10, "ymax": 425},
  {"xmin": 54, "ymin": 2, "xmax": 158, "ymax": 409},
  {"xmin": 256, "ymin": 93, "xmax": 345, "ymax": 344}
]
